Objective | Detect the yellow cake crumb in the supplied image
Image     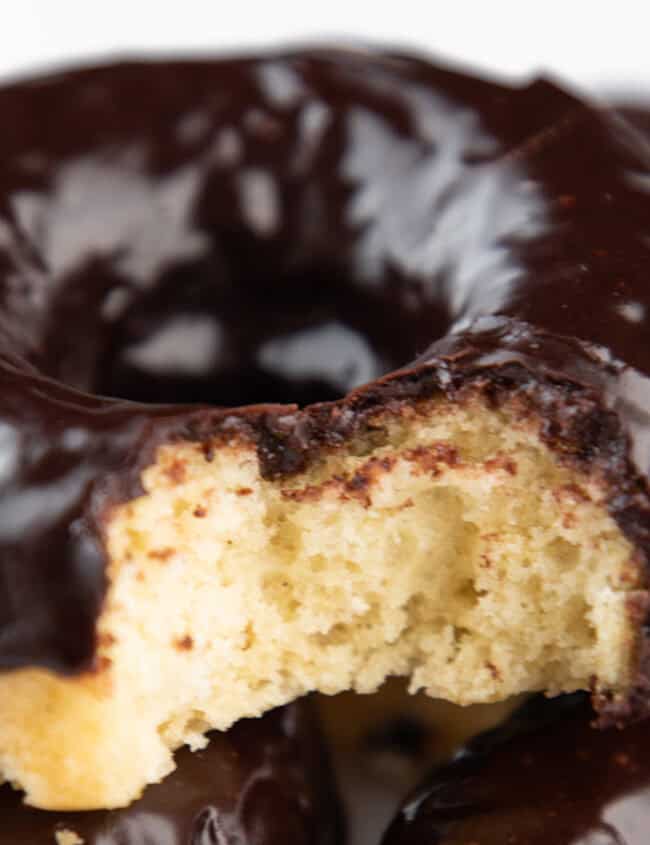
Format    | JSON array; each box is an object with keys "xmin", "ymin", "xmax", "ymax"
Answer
[
  {"xmin": 0, "ymin": 397, "xmax": 639, "ymax": 809},
  {"xmin": 55, "ymin": 830, "xmax": 84, "ymax": 845}
]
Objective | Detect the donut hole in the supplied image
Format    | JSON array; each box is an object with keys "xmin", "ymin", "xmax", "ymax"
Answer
[
  {"xmin": 10, "ymin": 55, "xmax": 456, "ymax": 409},
  {"xmin": 84, "ymin": 258, "xmax": 438, "ymax": 408}
]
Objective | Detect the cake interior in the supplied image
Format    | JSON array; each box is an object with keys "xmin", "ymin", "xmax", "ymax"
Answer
[{"xmin": 0, "ymin": 395, "xmax": 637, "ymax": 809}]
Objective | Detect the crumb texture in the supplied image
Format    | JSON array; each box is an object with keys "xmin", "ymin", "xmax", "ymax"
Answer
[
  {"xmin": 55, "ymin": 831, "xmax": 84, "ymax": 845},
  {"xmin": 0, "ymin": 399, "xmax": 638, "ymax": 809}
]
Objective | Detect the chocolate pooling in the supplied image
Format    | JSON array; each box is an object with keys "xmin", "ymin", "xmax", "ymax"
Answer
[
  {"xmin": 381, "ymin": 693, "xmax": 650, "ymax": 844},
  {"xmin": 0, "ymin": 50, "xmax": 649, "ymax": 724},
  {"xmin": 0, "ymin": 701, "xmax": 341, "ymax": 844}
]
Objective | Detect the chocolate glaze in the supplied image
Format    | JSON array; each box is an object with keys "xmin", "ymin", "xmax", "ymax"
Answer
[
  {"xmin": 0, "ymin": 700, "xmax": 342, "ymax": 843},
  {"xmin": 381, "ymin": 693, "xmax": 650, "ymax": 845},
  {"xmin": 0, "ymin": 49, "xmax": 649, "ymax": 720}
]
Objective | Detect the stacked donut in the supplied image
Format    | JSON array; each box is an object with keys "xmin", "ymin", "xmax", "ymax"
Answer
[{"xmin": 0, "ymin": 46, "xmax": 649, "ymax": 842}]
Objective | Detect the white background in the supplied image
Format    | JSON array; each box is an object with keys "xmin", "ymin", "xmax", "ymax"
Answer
[{"xmin": 1, "ymin": 0, "xmax": 649, "ymax": 95}]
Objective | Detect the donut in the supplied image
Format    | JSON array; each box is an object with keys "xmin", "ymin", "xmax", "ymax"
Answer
[
  {"xmin": 0, "ymin": 48, "xmax": 649, "ymax": 810},
  {"xmin": 381, "ymin": 693, "xmax": 649, "ymax": 844},
  {"xmin": 0, "ymin": 700, "xmax": 341, "ymax": 843}
]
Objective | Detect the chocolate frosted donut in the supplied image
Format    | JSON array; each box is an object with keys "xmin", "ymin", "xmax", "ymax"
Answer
[
  {"xmin": 381, "ymin": 694, "xmax": 650, "ymax": 845},
  {"xmin": 0, "ymin": 701, "xmax": 341, "ymax": 844},
  {"xmin": 0, "ymin": 49, "xmax": 649, "ymax": 809}
]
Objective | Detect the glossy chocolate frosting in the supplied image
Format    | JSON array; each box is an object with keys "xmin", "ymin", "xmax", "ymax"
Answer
[
  {"xmin": 382, "ymin": 693, "xmax": 650, "ymax": 845},
  {"xmin": 0, "ymin": 700, "xmax": 341, "ymax": 843},
  {"xmin": 0, "ymin": 50, "xmax": 649, "ymax": 722}
]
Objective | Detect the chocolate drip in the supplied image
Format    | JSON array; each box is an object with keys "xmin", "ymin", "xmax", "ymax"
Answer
[{"xmin": 0, "ymin": 50, "xmax": 648, "ymax": 724}]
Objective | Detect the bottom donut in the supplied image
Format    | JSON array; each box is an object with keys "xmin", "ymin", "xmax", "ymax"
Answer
[
  {"xmin": 0, "ymin": 700, "xmax": 341, "ymax": 844},
  {"xmin": 382, "ymin": 693, "xmax": 650, "ymax": 844}
]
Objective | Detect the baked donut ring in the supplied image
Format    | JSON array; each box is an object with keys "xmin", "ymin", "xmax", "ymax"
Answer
[{"xmin": 0, "ymin": 49, "xmax": 649, "ymax": 809}]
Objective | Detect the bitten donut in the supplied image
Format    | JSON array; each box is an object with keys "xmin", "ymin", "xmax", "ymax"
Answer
[
  {"xmin": 0, "ymin": 48, "xmax": 649, "ymax": 809},
  {"xmin": 0, "ymin": 700, "xmax": 341, "ymax": 844},
  {"xmin": 381, "ymin": 694, "xmax": 650, "ymax": 844}
]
